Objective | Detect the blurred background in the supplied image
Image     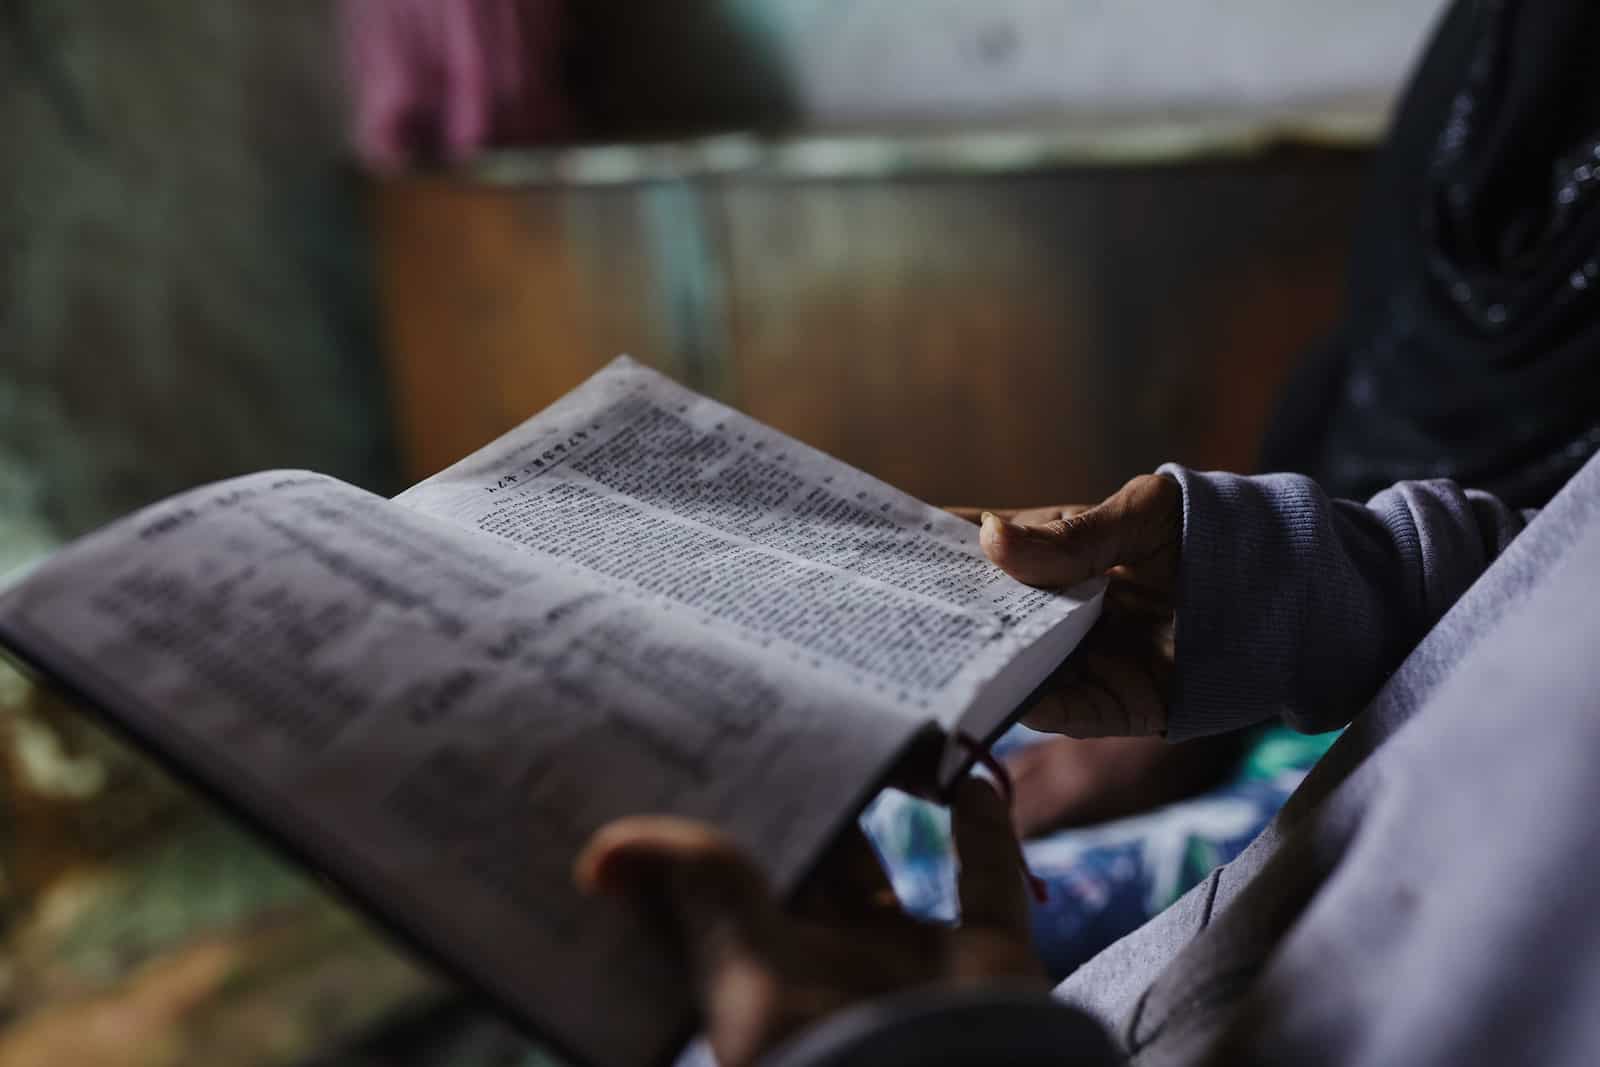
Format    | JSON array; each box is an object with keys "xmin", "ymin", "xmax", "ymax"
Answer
[{"xmin": 0, "ymin": 2, "xmax": 1445, "ymax": 1064}]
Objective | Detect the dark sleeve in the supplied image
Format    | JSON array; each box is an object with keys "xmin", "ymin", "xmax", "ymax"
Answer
[
  {"xmin": 757, "ymin": 986, "xmax": 1116, "ymax": 1067},
  {"xmin": 1156, "ymin": 465, "xmax": 1528, "ymax": 740}
]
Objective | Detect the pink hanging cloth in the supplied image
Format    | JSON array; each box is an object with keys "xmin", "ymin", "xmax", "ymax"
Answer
[{"xmin": 340, "ymin": 0, "xmax": 570, "ymax": 172}]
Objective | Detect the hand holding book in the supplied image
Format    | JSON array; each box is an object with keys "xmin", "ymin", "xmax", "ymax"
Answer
[
  {"xmin": 577, "ymin": 776, "xmax": 1046, "ymax": 1067},
  {"xmin": 957, "ymin": 473, "xmax": 1181, "ymax": 739}
]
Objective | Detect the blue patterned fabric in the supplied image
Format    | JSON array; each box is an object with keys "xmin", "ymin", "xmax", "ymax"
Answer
[{"xmin": 861, "ymin": 724, "xmax": 1341, "ymax": 980}]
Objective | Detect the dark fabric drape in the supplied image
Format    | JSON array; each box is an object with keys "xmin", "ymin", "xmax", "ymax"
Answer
[{"xmin": 1264, "ymin": 0, "xmax": 1600, "ymax": 510}]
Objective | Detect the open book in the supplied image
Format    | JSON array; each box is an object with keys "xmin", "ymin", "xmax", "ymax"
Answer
[{"xmin": 0, "ymin": 357, "xmax": 1101, "ymax": 1067}]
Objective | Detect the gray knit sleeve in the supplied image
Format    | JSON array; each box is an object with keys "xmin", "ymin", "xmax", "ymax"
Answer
[{"xmin": 1156, "ymin": 466, "xmax": 1527, "ymax": 740}]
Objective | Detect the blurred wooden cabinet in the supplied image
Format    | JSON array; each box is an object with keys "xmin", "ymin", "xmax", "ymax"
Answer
[{"xmin": 373, "ymin": 140, "xmax": 1368, "ymax": 505}]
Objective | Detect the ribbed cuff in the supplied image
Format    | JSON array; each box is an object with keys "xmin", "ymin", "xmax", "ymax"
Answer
[{"xmin": 1157, "ymin": 465, "xmax": 1314, "ymax": 741}]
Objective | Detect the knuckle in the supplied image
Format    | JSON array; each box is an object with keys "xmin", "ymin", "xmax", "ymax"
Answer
[{"xmin": 1042, "ymin": 510, "xmax": 1095, "ymax": 544}]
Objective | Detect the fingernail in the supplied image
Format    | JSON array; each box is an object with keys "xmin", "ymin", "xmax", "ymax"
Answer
[{"xmin": 980, "ymin": 511, "xmax": 1001, "ymax": 539}]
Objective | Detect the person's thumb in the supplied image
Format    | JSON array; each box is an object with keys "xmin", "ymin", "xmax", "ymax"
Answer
[
  {"xmin": 578, "ymin": 817, "xmax": 799, "ymax": 1067},
  {"xmin": 979, "ymin": 504, "xmax": 1124, "ymax": 588},
  {"xmin": 576, "ymin": 816, "xmax": 780, "ymax": 993},
  {"xmin": 979, "ymin": 474, "xmax": 1176, "ymax": 589}
]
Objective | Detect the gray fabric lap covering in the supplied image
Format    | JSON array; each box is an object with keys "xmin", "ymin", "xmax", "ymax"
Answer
[{"xmin": 1055, "ymin": 452, "xmax": 1600, "ymax": 1065}]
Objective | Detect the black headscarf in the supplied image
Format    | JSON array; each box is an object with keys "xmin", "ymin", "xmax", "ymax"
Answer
[{"xmin": 1263, "ymin": 0, "xmax": 1600, "ymax": 509}]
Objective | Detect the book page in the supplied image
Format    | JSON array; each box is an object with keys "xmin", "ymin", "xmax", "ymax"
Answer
[
  {"xmin": 399, "ymin": 357, "xmax": 1102, "ymax": 749},
  {"xmin": 0, "ymin": 472, "xmax": 922, "ymax": 1067}
]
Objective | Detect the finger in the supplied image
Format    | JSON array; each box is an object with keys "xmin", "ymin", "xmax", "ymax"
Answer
[
  {"xmin": 1086, "ymin": 644, "xmax": 1166, "ymax": 734},
  {"xmin": 577, "ymin": 816, "xmax": 735, "ymax": 893},
  {"xmin": 1020, "ymin": 648, "xmax": 1167, "ymax": 737},
  {"xmin": 980, "ymin": 506, "xmax": 1122, "ymax": 588},
  {"xmin": 1102, "ymin": 572, "xmax": 1174, "ymax": 617},
  {"xmin": 980, "ymin": 476, "xmax": 1178, "ymax": 588},
  {"xmin": 793, "ymin": 827, "xmax": 904, "ymax": 922},
  {"xmin": 950, "ymin": 777, "xmax": 1032, "ymax": 937},
  {"xmin": 947, "ymin": 505, "xmax": 1090, "ymax": 527},
  {"xmin": 576, "ymin": 816, "xmax": 780, "ymax": 977}
]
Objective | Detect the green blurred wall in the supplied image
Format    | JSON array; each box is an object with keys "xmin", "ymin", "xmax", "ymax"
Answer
[
  {"xmin": 0, "ymin": 9, "xmax": 436, "ymax": 1065},
  {"xmin": 0, "ymin": 0, "xmax": 396, "ymax": 572}
]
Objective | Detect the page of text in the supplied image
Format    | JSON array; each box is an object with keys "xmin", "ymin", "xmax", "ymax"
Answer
[{"xmin": 399, "ymin": 357, "xmax": 1101, "ymax": 732}]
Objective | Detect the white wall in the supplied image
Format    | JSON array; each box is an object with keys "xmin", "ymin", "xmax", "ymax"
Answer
[{"xmin": 729, "ymin": 0, "xmax": 1451, "ymax": 124}]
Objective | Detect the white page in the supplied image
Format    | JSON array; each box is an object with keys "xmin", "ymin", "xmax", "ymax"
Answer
[
  {"xmin": 0, "ymin": 472, "xmax": 921, "ymax": 1067},
  {"xmin": 399, "ymin": 356, "xmax": 1102, "ymax": 749}
]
